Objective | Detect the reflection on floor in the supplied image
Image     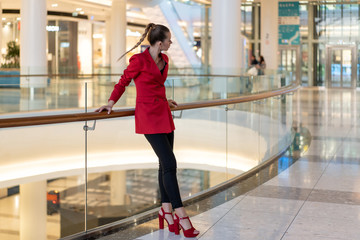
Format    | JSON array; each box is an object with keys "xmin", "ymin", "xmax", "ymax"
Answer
[
  {"xmin": 60, "ymin": 169, "xmax": 229, "ymax": 213},
  {"xmin": 98, "ymin": 87, "xmax": 360, "ymax": 240}
]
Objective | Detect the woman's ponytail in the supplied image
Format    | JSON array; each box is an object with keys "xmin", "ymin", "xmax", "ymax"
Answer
[{"xmin": 116, "ymin": 23, "xmax": 155, "ymax": 61}]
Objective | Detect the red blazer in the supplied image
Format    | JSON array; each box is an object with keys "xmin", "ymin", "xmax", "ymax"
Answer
[{"xmin": 109, "ymin": 48, "xmax": 175, "ymax": 134}]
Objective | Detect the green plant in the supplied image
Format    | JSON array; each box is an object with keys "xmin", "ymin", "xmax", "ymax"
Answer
[{"xmin": 1, "ymin": 41, "xmax": 20, "ymax": 68}]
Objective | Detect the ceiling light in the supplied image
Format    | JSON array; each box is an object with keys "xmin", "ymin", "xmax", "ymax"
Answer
[
  {"xmin": 51, "ymin": 3, "xmax": 58, "ymax": 7},
  {"xmin": 84, "ymin": 0, "xmax": 111, "ymax": 6},
  {"xmin": 93, "ymin": 34, "xmax": 103, "ymax": 38},
  {"xmin": 80, "ymin": 11, "xmax": 85, "ymax": 14},
  {"xmin": 126, "ymin": 29, "xmax": 141, "ymax": 37},
  {"xmin": 76, "ymin": 8, "xmax": 82, "ymax": 11}
]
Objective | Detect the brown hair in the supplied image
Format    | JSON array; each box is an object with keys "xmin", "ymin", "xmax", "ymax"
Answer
[{"xmin": 117, "ymin": 23, "xmax": 170, "ymax": 61}]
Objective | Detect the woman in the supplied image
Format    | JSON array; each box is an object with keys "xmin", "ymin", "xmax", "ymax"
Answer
[
  {"xmin": 257, "ymin": 55, "xmax": 266, "ymax": 75},
  {"xmin": 95, "ymin": 23, "xmax": 199, "ymax": 238}
]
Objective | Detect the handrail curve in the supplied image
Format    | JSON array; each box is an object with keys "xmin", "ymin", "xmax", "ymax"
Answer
[
  {"xmin": 0, "ymin": 84, "xmax": 300, "ymax": 129},
  {"xmin": 0, "ymin": 73, "xmax": 248, "ymax": 78}
]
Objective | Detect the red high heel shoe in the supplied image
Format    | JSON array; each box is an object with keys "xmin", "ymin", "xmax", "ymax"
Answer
[
  {"xmin": 158, "ymin": 207, "xmax": 176, "ymax": 232},
  {"xmin": 174, "ymin": 213, "xmax": 199, "ymax": 238}
]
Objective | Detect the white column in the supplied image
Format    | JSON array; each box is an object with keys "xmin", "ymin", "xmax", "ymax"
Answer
[
  {"xmin": 211, "ymin": 0, "xmax": 241, "ymax": 75},
  {"xmin": 20, "ymin": 0, "xmax": 47, "ymax": 88},
  {"xmin": 105, "ymin": 18, "xmax": 111, "ymax": 67},
  {"xmin": 260, "ymin": 0, "xmax": 279, "ymax": 70},
  {"xmin": 20, "ymin": 181, "xmax": 47, "ymax": 240},
  {"xmin": 110, "ymin": 0, "xmax": 126, "ymax": 82},
  {"xmin": 211, "ymin": 0, "xmax": 242, "ymax": 96},
  {"xmin": 110, "ymin": 171, "xmax": 126, "ymax": 205},
  {"xmin": 254, "ymin": 5, "xmax": 260, "ymax": 59},
  {"xmin": 201, "ymin": 6, "xmax": 210, "ymax": 73}
]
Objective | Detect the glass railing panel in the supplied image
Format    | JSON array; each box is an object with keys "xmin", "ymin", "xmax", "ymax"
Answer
[
  {"xmin": 1, "ymin": 72, "xmax": 294, "ymax": 115},
  {"xmin": 260, "ymin": 96, "xmax": 279, "ymax": 161},
  {"xmin": 259, "ymin": 94, "xmax": 294, "ymax": 163},
  {"xmin": 86, "ymin": 116, "xmax": 147, "ymax": 229},
  {"xmin": 166, "ymin": 75, "xmax": 212, "ymax": 102},
  {"xmin": 284, "ymin": 92, "xmax": 295, "ymax": 147},
  {"xmin": 174, "ymin": 106, "xmax": 228, "ymax": 191},
  {"xmin": 275, "ymin": 93, "xmax": 294, "ymax": 157},
  {"xmin": 227, "ymin": 101, "xmax": 261, "ymax": 178},
  {"xmin": 251, "ymin": 75, "xmax": 272, "ymax": 94},
  {"xmin": 226, "ymin": 76, "xmax": 249, "ymax": 98},
  {"xmin": 251, "ymin": 75, "xmax": 262, "ymax": 94},
  {"xmin": 210, "ymin": 76, "xmax": 235, "ymax": 100},
  {"xmin": 85, "ymin": 105, "xmax": 228, "ymax": 229},
  {"xmin": 238, "ymin": 75, "xmax": 254, "ymax": 95},
  {"xmin": 0, "ymin": 122, "xmax": 86, "ymax": 239},
  {"xmin": 0, "ymin": 71, "xmax": 298, "ymax": 238}
]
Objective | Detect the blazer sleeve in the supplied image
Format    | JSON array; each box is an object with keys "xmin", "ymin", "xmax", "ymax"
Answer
[{"xmin": 109, "ymin": 55, "xmax": 142, "ymax": 103}]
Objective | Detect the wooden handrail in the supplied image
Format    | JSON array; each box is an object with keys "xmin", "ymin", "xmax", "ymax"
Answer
[
  {"xmin": 0, "ymin": 84, "xmax": 299, "ymax": 129},
  {"xmin": 0, "ymin": 73, "xmax": 255, "ymax": 78}
]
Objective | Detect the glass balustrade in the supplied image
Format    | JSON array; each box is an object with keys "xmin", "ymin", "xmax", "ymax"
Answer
[
  {"xmin": 0, "ymin": 121, "xmax": 86, "ymax": 239},
  {"xmin": 0, "ymin": 70, "xmax": 295, "ymax": 114},
  {"xmin": 0, "ymin": 72, "xmax": 297, "ymax": 239}
]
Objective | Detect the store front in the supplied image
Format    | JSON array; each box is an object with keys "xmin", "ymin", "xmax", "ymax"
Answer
[
  {"xmin": 1, "ymin": 1, "xmax": 360, "ymax": 87},
  {"xmin": 326, "ymin": 45, "xmax": 357, "ymax": 88},
  {"xmin": 278, "ymin": 45, "xmax": 301, "ymax": 85},
  {"xmin": 251, "ymin": 2, "xmax": 360, "ymax": 87},
  {"xmin": 304, "ymin": 2, "xmax": 359, "ymax": 87},
  {"xmin": 1, "ymin": 12, "xmax": 146, "ymax": 76}
]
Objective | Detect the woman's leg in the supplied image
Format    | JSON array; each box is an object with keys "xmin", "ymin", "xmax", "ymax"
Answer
[
  {"xmin": 157, "ymin": 131, "xmax": 174, "ymax": 204},
  {"xmin": 144, "ymin": 132, "xmax": 183, "ymax": 209},
  {"xmin": 145, "ymin": 132, "xmax": 198, "ymax": 235}
]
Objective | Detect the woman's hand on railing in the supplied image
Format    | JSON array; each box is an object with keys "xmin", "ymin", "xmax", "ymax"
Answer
[
  {"xmin": 168, "ymin": 99, "xmax": 178, "ymax": 108},
  {"xmin": 95, "ymin": 100, "xmax": 115, "ymax": 114}
]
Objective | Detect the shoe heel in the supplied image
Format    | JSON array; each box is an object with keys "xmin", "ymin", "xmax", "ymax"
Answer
[
  {"xmin": 174, "ymin": 217, "xmax": 180, "ymax": 235},
  {"xmin": 158, "ymin": 213, "xmax": 164, "ymax": 229},
  {"xmin": 174, "ymin": 222, "xmax": 180, "ymax": 235}
]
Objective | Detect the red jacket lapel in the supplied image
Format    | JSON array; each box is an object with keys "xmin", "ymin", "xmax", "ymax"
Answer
[{"xmin": 143, "ymin": 48, "xmax": 168, "ymax": 82}]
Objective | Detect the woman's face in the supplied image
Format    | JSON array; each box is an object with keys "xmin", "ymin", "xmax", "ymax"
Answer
[{"xmin": 161, "ymin": 32, "xmax": 172, "ymax": 51}]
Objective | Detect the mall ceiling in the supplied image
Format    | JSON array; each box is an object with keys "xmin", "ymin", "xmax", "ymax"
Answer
[
  {"xmin": 1, "ymin": 0, "xmax": 167, "ymax": 23},
  {"xmin": 2, "ymin": 0, "xmax": 359, "ymax": 23}
]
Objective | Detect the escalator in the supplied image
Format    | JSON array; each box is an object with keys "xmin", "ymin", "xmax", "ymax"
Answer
[{"xmin": 142, "ymin": 0, "xmax": 202, "ymax": 71}]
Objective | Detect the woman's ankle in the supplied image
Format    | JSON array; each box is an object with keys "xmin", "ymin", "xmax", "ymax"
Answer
[
  {"xmin": 162, "ymin": 203, "xmax": 172, "ymax": 213},
  {"xmin": 174, "ymin": 207, "xmax": 187, "ymax": 218}
]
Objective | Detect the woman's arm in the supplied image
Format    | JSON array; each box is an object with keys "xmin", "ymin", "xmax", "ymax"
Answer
[{"xmin": 95, "ymin": 55, "xmax": 142, "ymax": 114}]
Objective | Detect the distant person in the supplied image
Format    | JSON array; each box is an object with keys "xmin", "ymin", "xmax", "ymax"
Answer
[
  {"xmin": 257, "ymin": 55, "xmax": 266, "ymax": 75},
  {"xmin": 247, "ymin": 54, "xmax": 259, "ymax": 76},
  {"xmin": 95, "ymin": 23, "xmax": 199, "ymax": 238},
  {"xmin": 250, "ymin": 54, "xmax": 258, "ymax": 66}
]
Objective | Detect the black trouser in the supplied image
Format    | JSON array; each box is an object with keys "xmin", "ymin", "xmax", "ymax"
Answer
[{"xmin": 144, "ymin": 131, "xmax": 183, "ymax": 209}]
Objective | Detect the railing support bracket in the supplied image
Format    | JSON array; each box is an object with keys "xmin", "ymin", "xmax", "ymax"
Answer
[{"xmin": 84, "ymin": 120, "xmax": 96, "ymax": 131}]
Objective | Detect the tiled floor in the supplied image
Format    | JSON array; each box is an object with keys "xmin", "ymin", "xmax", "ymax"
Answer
[{"xmin": 101, "ymin": 87, "xmax": 360, "ymax": 240}]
